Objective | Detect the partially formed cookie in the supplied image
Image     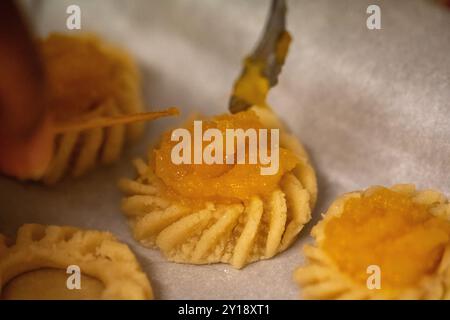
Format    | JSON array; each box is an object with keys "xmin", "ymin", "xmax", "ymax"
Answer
[
  {"xmin": 119, "ymin": 105, "xmax": 317, "ymax": 268},
  {"xmin": 0, "ymin": 224, "xmax": 153, "ymax": 300},
  {"xmin": 294, "ymin": 184, "xmax": 450, "ymax": 299},
  {"xmin": 37, "ymin": 33, "xmax": 146, "ymax": 184}
]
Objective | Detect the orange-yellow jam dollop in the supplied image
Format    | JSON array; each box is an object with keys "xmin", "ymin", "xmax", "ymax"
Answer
[
  {"xmin": 232, "ymin": 61, "xmax": 269, "ymax": 108},
  {"xmin": 323, "ymin": 188, "xmax": 450, "ymax": 290},
  {"xmin": 40, "ymin": 34, "xmax": 129, "ymax": 122},
  {"xmin": 232, "ymin": 31, "xmax": 291, "ymax": 109},
  {"xmin": 153, "ymin": 110, "xmax": 299, "ymax": 203}
]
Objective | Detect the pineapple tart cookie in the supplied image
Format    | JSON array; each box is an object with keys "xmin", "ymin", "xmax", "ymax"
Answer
[
  {"xmin": 0, "ymin": 224, "xmax": 153, "ymax": 300},
  {"xmin": 33, "ymin": 33, "xmax": 175, "ymax": 184},
  {"xmin": 119, "ymin": 105, "xmax": 317, "ymax": 268},
  {"xmin": 294, "ymin": 184, "xmax": 450, "ymax": 300}
]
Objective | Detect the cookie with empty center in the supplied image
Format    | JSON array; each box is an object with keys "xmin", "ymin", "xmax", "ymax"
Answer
[{"xmin": 0, "ymin": 224, "xmax": 153, "ymax": 300}]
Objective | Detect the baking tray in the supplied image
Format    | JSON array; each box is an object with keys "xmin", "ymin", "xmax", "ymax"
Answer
[{"xmin": 1, "ymin": 0, "xmax": 449, "ymax": 299}]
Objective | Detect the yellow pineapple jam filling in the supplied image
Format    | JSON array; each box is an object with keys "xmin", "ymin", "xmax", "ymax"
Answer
[
  {"xmin": 40, "ymin": 34, "xmax": 125, "ymax": 122},
  {"xmin": 153, "ymin": 110, "xmax": 299, "ymax": 204},
  {"xmin": 323, "ymin": 188, "xmax": 450, "ymax": 290},
  {"xmin": 233, "ymin": 60, "xmax": 270, "ymax": 107},
  {"xmin": 232, "ymin": 31, "xmax": 291, "ymax": 108}
]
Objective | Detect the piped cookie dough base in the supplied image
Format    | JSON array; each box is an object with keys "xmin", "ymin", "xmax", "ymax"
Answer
[
  {"xmin": 294, "ymin": 184, "xmax": 450, "ymax": 300},
  {"xmin": 119, "ymin": 106, "xmax": 317, "ymax": 268},
  {"xmin": 39, "ymin": 33, "xmax": 146, "ymax": 184},
  {"xmin": 0, "ymin": 224, "xmax": 153, "ymax": 300}
]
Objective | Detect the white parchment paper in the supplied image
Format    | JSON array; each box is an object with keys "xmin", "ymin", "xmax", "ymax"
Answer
[{"xmin": 1, "ymin": 0, "xmax": 449, "ymax": 299}]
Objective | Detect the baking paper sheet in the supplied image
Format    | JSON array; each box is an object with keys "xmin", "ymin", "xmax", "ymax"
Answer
[{"xmin": 1, "ymin": 0, "xmax": 449, "ymax": 299}]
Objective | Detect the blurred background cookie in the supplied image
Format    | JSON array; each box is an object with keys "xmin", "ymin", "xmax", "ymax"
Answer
[
  {"xmin": 39, "ymin": 33, "xmax": 147, "ymax": 184},
  {"xmin": 294, "ymin": 184, "xmax": 450, "ymax": 299}
]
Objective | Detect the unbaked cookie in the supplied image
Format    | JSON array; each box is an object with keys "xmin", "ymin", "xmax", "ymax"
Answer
[
  {"xmin": 294, "ymin": 184, "xmax": 450, "ymax": 299},
  {"xmin": 0, "ymin": 224, "xmax": 153, "ymax": 300},
  {"xmin": 119, "ymin": 105, "xmax": 317, "ymax": 268},
  {"xmin": 38, "ymin": 33, "xmax": 147, "ymax": 184}
]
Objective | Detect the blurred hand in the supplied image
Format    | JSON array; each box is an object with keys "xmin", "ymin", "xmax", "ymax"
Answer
[{"xmin": 0, "ymin": 0, "xmax": 53, "ymax": 180}]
